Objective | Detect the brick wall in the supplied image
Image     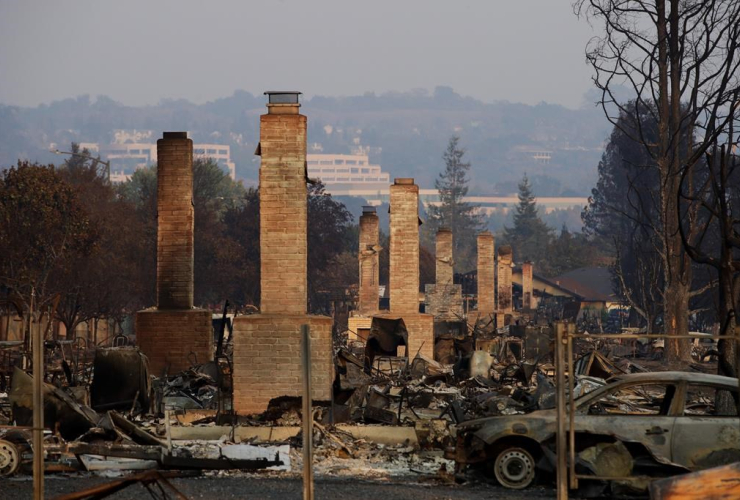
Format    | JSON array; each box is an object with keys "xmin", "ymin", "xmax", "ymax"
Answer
[
  {"xmin": 498, "ymin": 245, "xmax": 513, "ymax": 313},
  {"xmin": 136, "ymin": 308, "xmax": 212, "ymax": 375},
  {"xmin": 232, "ymin": 314, "xmax": 332, "ymax": 415},
  {"xmin": 389, "ymin": 178, "xmax": 420, "ymax": 315},
  {"xmin": 424, "ymin": 283, "xmax": 463, "ymax": 320},
  {"xmin": 259, "ymin": 110, "xmax": 308, "ymax": 315},
  {"xmin": 403, "ymin": 314, "xmax": 434, "ymax": 360},
  {"xmin": 358, "ymin": 208, "xmax": 379, "ymax": 315},
  {"xmin": 435, "ymin": 228, "xmax": 453, "ymax": 286},
  {"xmin": 477, "ymin": 232, "xmax": 495, "ymax": 315},
  {"xmin": 156, "ymin": 132, "xmax": 194, "ymax": 310},
  {"xmin": 522, "ymin": 261, "xmax": 533, "ymax": 310},
  {"xmin": 347, "ymin": 316, "xmax": 373, "ymax": 342}
]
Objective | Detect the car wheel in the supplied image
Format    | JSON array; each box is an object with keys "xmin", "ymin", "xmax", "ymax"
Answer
[
  {"xmin": 493, "ymin": 447, "xmax": 536, "ymax": 489},
  {"xmin": 0, "ymin": 439, "xmax": 21, "ymax": 476}
]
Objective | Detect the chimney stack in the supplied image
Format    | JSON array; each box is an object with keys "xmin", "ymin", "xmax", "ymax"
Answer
[
  {"xmin": 522, "ymin": 261, "xmax": 534, "ymax": 310},
  {"xmin": 259, "ymin": 91, "xmax": 307, "ymax": 315},
  {"xmin": 232, "ymin": 92, "xmax": 333, "ymax": 416},
  {"xmin": 498, "ymin": 246, "xmax": 513, "ymax": 313},
  {"xmin": 435, "ymin": 228, "xmax": 453, "ymax": 286},
  {"xmin": 477, "ymin": 232, "xmax": 495, "ymax": 316},
  {"xmin": 135, "ymin": 132, "xmax": 212, "ymax": 374},
  {"xmin": 389, "ymin": 178, "xmax": 420, "ymax": 315},
  {"xmin": 156, "ymin": 132, "xmax": 194, "ymax": 310},
  {"xmin": 358, "ymin": 206, "xmax": 380, "ymax": 315}
]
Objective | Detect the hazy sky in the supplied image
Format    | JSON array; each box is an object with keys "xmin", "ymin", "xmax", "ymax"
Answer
[{"xmin": 0, "ymin": 1, "xmax": 596, "ymax": 109}]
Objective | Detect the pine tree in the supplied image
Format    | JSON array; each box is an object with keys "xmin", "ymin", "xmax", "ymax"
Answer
[
  {"xmin": 425, "ymin": 136, "xmax": 483, "ymax": 272},
  {"xmin": 503, "ymin": 174, "xmax": 553, "ymax": 264}
]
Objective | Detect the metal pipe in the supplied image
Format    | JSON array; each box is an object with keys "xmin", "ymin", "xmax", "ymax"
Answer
[
  {"xmin": 32, "ymin": 287, "xmax": 44, "ymax": 500},
  {"xmin": 555, "ymin": 322, "xmax": 567, "ymax": 500},
  {"xmin": 301, "ymin": 324, "xmax": 314, "ymax": 500}
]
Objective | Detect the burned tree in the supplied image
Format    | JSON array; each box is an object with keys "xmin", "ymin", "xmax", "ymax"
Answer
[
  {"xmin": 575, "ymin": 0, "xmax": 740, "ymax": 362},
  {"xmin": 678, "ymin": 142, "xmax": 740, "ymax": 412}
]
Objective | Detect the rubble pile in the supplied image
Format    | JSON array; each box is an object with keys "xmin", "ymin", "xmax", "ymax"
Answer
[{"xmin": 0, "ymin": 319, "xmax": 731, "ymax": 497}]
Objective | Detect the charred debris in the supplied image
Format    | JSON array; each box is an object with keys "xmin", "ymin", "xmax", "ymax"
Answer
[{"xmin": 0, "ymin": 310, "xmax": 719, "ymax": 486}]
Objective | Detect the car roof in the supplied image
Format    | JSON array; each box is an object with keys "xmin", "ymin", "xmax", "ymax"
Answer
[{"xmin": 608, "ymin": 371, "xmax": 738, "ymax": 387}]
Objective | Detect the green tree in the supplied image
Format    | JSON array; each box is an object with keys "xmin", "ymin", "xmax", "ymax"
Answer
[
  {"xmin": 503, "ymin": 174, "xmax": 553, "ymax": 264},
  {"xmin": 541, "ymin": 225, "xmax": 603, "ymax": 277},
  {"xmin": 425, "ymin": 136, "xmax": 483, "ymax": 272}
]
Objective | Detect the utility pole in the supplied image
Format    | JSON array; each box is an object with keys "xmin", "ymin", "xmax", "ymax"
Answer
[
  {"xmin": 301, "ymin": 324, "xmax": 314, "ymax": 500},
  {"xmin": 31, "ymin": 287, "xmax": 44, "ymax": 500}
]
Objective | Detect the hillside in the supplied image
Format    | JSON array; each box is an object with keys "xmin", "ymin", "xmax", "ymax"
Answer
[{"xmin": 0, "ymin": 87, "xmax": 610, "ymax": 195}]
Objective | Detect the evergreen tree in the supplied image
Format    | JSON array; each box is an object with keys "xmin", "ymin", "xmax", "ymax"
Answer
[
  {"xmin": 503, "ymin": 174, "xmax": 553, "ymax": 264},
  {"xmin": 425, "ymin": 136, "xmax": 483, "ymax": 272}
]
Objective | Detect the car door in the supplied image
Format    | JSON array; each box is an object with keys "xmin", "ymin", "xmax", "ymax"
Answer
[
  {"xmin": 578, "ymin": 382, "xmax": 678, "ymax": 464},
  {"xmin": 671, "ymin": 382, "xmax": 740, "ymax": 469}
]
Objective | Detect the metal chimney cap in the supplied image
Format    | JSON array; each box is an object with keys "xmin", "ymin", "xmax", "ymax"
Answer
[
  {"xmin": 264, "ymin": 91, "xmax": 302, "ymax": 104},
  {"xmin": 162, "ymin": 131, "xmax": 188, "ymax": 139},
  {"xmin": 361, "ymin": 205, "xmax": 377, "ymax": 214}
]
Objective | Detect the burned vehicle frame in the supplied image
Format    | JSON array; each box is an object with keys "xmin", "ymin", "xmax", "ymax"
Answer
[{"xmin": 453, "ymin": 372, "xmax": 740, "ymax": 489}]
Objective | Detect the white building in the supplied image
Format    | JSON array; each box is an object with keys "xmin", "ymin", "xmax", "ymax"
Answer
[
  {"xmin": 78, "ymin": 136, "xmax": 236, "ymax": 182},
  {"xmin": 306, "ymin": 153, "xmax": 390, "ymax": 193}
]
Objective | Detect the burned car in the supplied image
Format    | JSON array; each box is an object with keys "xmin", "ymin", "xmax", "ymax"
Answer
[{"xmin": 453, "ymin": 372, "xmax": 740, "ymax": 489}]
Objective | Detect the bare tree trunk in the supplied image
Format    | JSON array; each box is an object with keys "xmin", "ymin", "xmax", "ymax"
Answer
[
  {"xmin": 663, "ymin": 281, "xmax": 692, "ymax": 362},
  {"xmin": 716, "ymin": 265, "xmax": 738, "ymax": 414}
]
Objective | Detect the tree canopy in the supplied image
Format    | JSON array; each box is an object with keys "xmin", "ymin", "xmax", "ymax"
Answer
[
  {"xmin": 424, "ymin": 136, "xmax": 483, "ymax": 272},
  {"xmin": 503, "ymin": 174, "xmax": 554, "ymax": 265}
]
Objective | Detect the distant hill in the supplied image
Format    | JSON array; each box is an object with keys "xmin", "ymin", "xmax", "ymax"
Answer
[{"xmin": 0, "ymin": 87, "xmax": 610, "ymax": 196}]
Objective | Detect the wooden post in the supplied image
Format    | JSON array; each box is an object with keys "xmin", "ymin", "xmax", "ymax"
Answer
[
  {"xmin": 566, "ymin": 322, "xmax": 577, "ymax": 489},
  {"xmin": 301, "ymin": 324, "xmax": 314, "ymax": 500},
  {"xmin": 32, "ymin": 287, "xmax": 44, "ymax": 500},
  {"xmin": 555, "ymin": 321, "xmax": 567, "ymax": 500}
]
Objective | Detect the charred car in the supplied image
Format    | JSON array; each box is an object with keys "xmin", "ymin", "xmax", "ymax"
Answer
[{"xmin": 453, "ymin": 372, "xmax": 740, "ymax": 489}]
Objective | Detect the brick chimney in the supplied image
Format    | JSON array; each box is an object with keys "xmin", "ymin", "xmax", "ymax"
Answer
[
  {"xmin": 522, "ymin": 261, "xmax": 534, "ymax": 310},
  {"xmin": 156, "ymin": 132, "xmax": 194, "ymax": 310},
  {"xmin": 498, "ymin": 245, "xmax": 513, "ymax": 313},
  {"xmin": 232, "ymin": 92, "xmax": 332, "ymax": 415},
  {"xmin": 389, "ymin": 178, "xmax": 420, "ymax": 315},
  {"xmin": 358, "ymin": 206, "xmax": 380, "ymax": 315},
  {"xmin": 435, "ymin": 228, "xmax": 453, "ymax": 286},
  {"xmin": 259, "ymin": 92, "xmax": 307, "ymax": 315},
  {"xmin": 135, "ymin": 132, "xmax": 212, "ymax": 374},
  {"xmin": 477, "ymin": 231, "xmax": 495, "ymax": 315}
]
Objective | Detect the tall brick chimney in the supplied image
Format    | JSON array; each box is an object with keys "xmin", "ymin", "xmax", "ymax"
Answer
[
  {"xmin": 522, "ymin": 261, "xmax": 533, "ymax": 310},
  {"xmin": 477, "ymin": 231, "xmax": 495, "ymax": 315},
  {"xmin": 259, "ymin": 93, "xmax": 307, "ymax": 315},
  {"xmin": 382, "ymin": 178, "xmax": 433, "ymax": 359},
  {"xmin": 358, "ymin": 206, "xmax": 380, "ymax": 315},
  {"xmin": 498, "ymin": 245, "xmax": 513, "ymax": 313},
  {"xmin": 232, "ymin": 92, "xmax": 332, "ymax": 415},
  {"xmin": 389, "ymin": 178, "xmax": 420, "ymax": 315},
  {"xmin": 435, "ymin": 228, "xmax": 453, "ymax": 286},
  {"xmin": 156, "ymin": 132, "xmax": 194, "ymax": 310},
  {"xmin": 135, "ymin": 132, "xmax": 212, "ymax": 375}
]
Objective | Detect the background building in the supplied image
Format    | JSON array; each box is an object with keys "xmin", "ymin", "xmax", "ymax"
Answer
[{"xmin": 76, "ymin": 132, "xmax": 236, "ymax": 182}]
